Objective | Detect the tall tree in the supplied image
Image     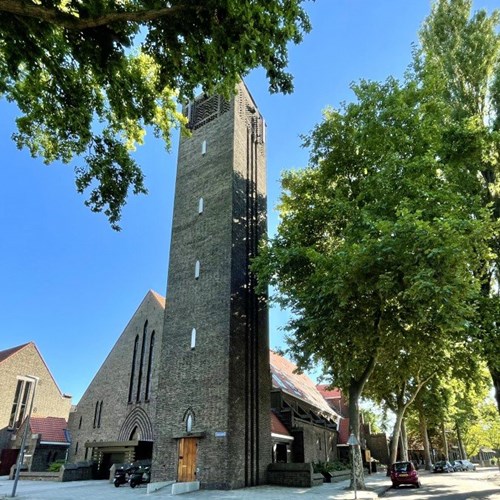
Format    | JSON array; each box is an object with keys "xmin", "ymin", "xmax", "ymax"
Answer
[
  {"xmin": 416, "ymin": 0, "xmax": 500, "ymax": 411},
  {"xmin": 253, "ymin": 73, "xmax": 492, "ymax": 486},
  {"xmin": 0, "ymin": 0, "xmax": 310, "ymax": 228}
]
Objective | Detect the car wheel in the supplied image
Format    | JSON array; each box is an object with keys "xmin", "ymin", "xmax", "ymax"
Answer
[
  {"xmin": 392, "ymin": 483, "xmax": 398, "ymax": 489},
  {"xmin": 113, "ymin": 480, "xmax": 120, "ymax": 488},
  {"xmin": 416, "ymin": 481, "xmax": 421, "ymax": 488},
  {"xmin": 130, "ymin": 480, "xmax": 137, "ymax": 488}
]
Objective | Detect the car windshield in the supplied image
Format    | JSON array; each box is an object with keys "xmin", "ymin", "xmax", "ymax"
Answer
[
  {"xmin": 436, "ymin": 461, "xmax": 447, "ymax": 466},
  {"xmin": 394, "ymin": 462, "xmax": 411, "ymax": 472}
]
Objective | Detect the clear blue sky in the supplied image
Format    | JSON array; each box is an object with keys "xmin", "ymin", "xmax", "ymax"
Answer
[{"xmin": 1, "ymin": 0, "xmax": 497, "ymax": 404}]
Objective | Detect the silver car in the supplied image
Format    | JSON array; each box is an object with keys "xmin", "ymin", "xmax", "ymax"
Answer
[{"xmin": 453, "ymin": 459, "xmax": 477, "ymax": 471}]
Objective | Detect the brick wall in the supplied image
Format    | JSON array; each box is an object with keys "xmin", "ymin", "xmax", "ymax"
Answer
[
  {"xmin": 67, "ymin": 291, "xmax": 164, "ymax": 462},
  {"xmin": 267, "ymin": 463, "xmax": 323, "ymax": 487},
  {"xmin": 152, "ymin": 82, "xmax": 270, "ymax": 489},
  {"xmin": 0, "ymin": 343, "xmax": 71, "ymax": 451}
]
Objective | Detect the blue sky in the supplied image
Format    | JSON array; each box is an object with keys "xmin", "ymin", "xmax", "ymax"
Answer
[{"xmin": 1, "ymin": 0, "xmax": 498, "ymax": 404}]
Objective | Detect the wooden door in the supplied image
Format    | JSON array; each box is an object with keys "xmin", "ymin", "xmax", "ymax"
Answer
[
  {"xmin": 0, "ymin": 448, "xmax": 19, "ymax": 476},
  {"xmin": 177, "ymin": 438, "xmax": 197, "ymax": 482}
]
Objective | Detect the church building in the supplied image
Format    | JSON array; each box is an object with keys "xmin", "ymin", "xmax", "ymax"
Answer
[{"xmin": 151, "ymin": 81, "xmax": 270, "ymax": 490}]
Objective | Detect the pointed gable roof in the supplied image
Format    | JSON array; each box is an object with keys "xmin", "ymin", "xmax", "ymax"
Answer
[
  {"xmin": 270, "ymin": 351, "xmax": 340, "ymax": 419},
  {"xmin": 149, "ymin": 289, "xmax": 166, "ymax": 309},
  {"xmin": 0, "ymin": 342, "xmax": 71, "ymax": 399},
  {"xmin": 0, "ymin": 342, "xmax": 31, "ymax": 364},
  {"xmin": 30, "ymin": 417, "xmax": 69, "ymax": 444},
  {"xmin": 271, "ymin": 412, "xmax": 291, "ymax": 438},
  {"xmin": 316, "ymin": 385, "xmax": 342, "ymax": 400}
]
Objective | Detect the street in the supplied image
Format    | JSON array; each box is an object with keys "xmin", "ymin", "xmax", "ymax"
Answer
[
  {"xmin": 382, "ymin": 467, "xmax": 500, "ymax": 499},
  {"xmin": 1, "ymin": 467, "xmax": 499, "ymax": 499}
]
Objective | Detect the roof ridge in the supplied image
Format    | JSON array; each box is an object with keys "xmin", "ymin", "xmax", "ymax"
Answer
[
  {"xmin": 148, "ymin": 289, "xmax": 166, "ymax": 308},
  {"xmin": 0, "ymin": 342, "xmax": 33, "ymax": 364}
]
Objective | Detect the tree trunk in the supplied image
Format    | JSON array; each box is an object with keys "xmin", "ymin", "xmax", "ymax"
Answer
[
  {"xmin": 489, "ymin": 364, "xmax": 500, "ymax": 415},
  {"xmin": 456, "ymin": 422, "xmax": 467, "ymax": 459},
  {"xmin": 389, "ymin": 408, "xmax": 404, "ymax": 465},
  {"xmin": 442, "ymin": 422, "xmax": 449, "ymax": 461},
  {"xmin": 418, "ymin": 405, "xmax": 433, "ymax": 470},
  {"xmin": 400, "ymin": 418, "xmax": 409, "ymax": 461},
  {"xmin": 348, "ymin": 380, "xmax": 366, "ymax": 490}
]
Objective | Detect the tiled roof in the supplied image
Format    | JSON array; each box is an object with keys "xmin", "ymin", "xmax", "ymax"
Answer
[
  {"xmin": 270, "ymin": 351, "xmax": 339, "ymax": 419},
  {"xmin": 30, "ymin": 417, "xmax": 69, "ymax": 444},
  {"xmin": 271, "ymin": 412, "xmax": 291, "ymax": 437},
  {"xmin": 316, "ymin": 384, "xmax": 342, "ymax": 399},
  {"xmin": 0, "ymin": 342, "xmax": 31, "ymax": 364}
]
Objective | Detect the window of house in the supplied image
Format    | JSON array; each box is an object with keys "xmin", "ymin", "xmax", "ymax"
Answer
[
  {"xmin": 75, "ymin": 442, "xmax": 79, "ymax": 455},
  {"xmin": 78, "ymin": 416, "xmax": 82, "ymax": 430},
  {"xmin": 195, "ymin": 261, "xmax": 200, "ymax": 279},
  {"xmin": 15, "ymin": 380, "xmax": 32, "ymax": 429},
  {"xmin": 8, "ymin": 380, "xmax": 23, "ymax": 428},
  {"xmin": 201, "ymin": 140, "xmax": 207, "ymax": 155},
  {"xmin": 145, "ymin": 331, "xmax": 155, "ymax": 400},
  {"xmin": 198, "ymin": 198, "xmax": 204, "ymax": 214}
]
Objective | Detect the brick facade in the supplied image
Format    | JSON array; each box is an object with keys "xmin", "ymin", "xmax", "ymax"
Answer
[
  {"xmin": 66, "ymin": 291, "xmax": 164, "ymax": 473},
  {"xmin": 0, "ymin": 343, "xmax": 71, "ymax": 449},
  {"xmin": 0, "ymin": 342, "xmax": 72, "ymax": 474},
  {"xmin": 152, "ymin": 82, "xmax": 271, "ymax": 489}
]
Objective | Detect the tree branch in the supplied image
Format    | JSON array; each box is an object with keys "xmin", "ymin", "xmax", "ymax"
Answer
[{"xmin": 0, "ymin": 0, "xmax": 193, "ymax": 30}]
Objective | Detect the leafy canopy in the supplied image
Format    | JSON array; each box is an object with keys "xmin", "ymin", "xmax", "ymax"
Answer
[
  {"xmin": 0, "ymin": 0, "xmax": 310, "ymax": 228},
  {"xmin": 254, "ymin": 75, "xmax": 494, "ymax": 392},
  {"xmin": 416, "ymin": 0, "xmax": 500, "ymax": 411}
]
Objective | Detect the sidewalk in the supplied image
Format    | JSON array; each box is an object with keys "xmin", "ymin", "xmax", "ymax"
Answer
[{"xmin": 0, "ymin": 472, "xmax": 392, "ymax": 499}]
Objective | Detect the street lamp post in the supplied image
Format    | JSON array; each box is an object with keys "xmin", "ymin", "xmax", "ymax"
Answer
[{"xmin": 11, "ymin": 375, "xmax": 39, "ymax": 498}]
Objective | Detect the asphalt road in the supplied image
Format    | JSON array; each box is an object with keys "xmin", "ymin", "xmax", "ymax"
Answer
[
  {"xmin": 382, "ymin": 466, "xmax": 500, "ymax": 500},
  {"xmin": 1, "ymin": 467, "xmax": 498, "ymax": 499}
]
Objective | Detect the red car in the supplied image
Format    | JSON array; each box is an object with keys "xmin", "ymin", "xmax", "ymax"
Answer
[{"xmin": 390, "ymin": 461, "xmax": 421, "ymax": 488}]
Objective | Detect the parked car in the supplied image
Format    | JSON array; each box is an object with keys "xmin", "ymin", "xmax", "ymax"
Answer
[
  {"xmin": 433, "ymin": 460, "xmax": 455, "ymax": 473},
  {"xmin": 453, "ymin": 459, "xmax": 477, "ymax": 471},
  {"xmin": 390, "ymin": 461, "xmax": 421, "ymax": 488},
  {"xmin": 452, "ymin": 460, "xmax": 465, "ymax": 472}
]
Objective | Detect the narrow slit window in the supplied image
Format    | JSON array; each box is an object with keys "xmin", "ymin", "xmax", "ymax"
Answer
[
  {"xmin": 191, "ymin": 328, "xmax": 196, "ymax": 350},
  {"xmin": 97, "ymin": 400, "xmax": 103, "ymax": 428},
  {"xmin": 93, "ymin": 401, "xmax": 99, "ymax": 429},
  {"xmin": 195, "ymin": 261, "xmax": 200, "ymax": 279},
  {"xmin": 145, "ymin": 331, "xmax": 155, "ymax": 401},
  {"xmin": 198, "ymin": 198, "xmax": 204, "ymax": 214},
  {"xmin": 136, "ymin": 321, "xmax": 148, "ymax": 402},
  {"xmin": 201, "ymin": 140, "xmax": 207, "ymax": 155}
]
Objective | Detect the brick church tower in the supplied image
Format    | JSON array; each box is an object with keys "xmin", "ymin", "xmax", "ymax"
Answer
[{"xmin": 152, "ymin": 82, "xmax": 271, "ymax": 489}]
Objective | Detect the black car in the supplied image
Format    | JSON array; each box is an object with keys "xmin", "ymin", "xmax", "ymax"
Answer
[{"xmin": 433, "ymin": 460, "xmax": 455, "ymax": 473}]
